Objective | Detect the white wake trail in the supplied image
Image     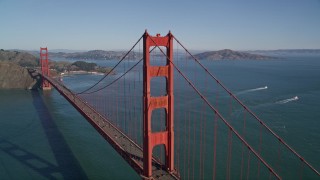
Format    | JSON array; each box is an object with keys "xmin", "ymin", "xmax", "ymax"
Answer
[
  {"xmin": 246, "ymin": 86, "xmax": 268, "ymax": 92},
  {"xmin": 237, "ymin": 86, "xmax": 268, "ymax": 95},
  {"xmin": 276, "ymin": 96, "xmax": 299, "ymax": 104}
]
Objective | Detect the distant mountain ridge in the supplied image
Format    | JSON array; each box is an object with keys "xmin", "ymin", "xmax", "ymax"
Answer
[
  {"xmin": 11, "ymin": 48, "xmax": 320, "ymax": 60},
  {"xmin": 6, "ymin": 48, "xmax": 320, "ymax": 61},
  {"xmin": 245, "ymin": 49, "xmax": 320, "ymax": 56},
  {"xmin": 247, "ymin": 49, "xmax": 320, "ymax": 53},
  {"xmin": 193, "ymin": 49, "xmax": 274, "ymax": 60},
  {"xmin": 49, "ymin": 50, "xmax": 141, "ymax": 60}
]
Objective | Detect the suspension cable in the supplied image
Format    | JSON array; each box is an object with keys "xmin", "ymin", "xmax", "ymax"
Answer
[
  {"xmin": 76, "ymin": 34, "xmax": 144, "ymax": 95},
  {"xmin": 173, "ymin": 36, "xmax": 320, "ymax": 176},
  {"xmin": 148, "ymin": 36, "xmax": 281, "ymax": 179},
  {"xmin": 81, "ymin": 59, "xmax": 142, "ymax": 94},
  {"xmin": 81, "ymin": 46, "xmax": 157, "ymax": 94}
]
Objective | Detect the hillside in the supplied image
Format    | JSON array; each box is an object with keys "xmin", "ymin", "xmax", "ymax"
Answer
[
  {"xmin": 53, "ymin": 61, "xmax": 114, "ymax": 74},
  {"xmin": 49, "ymin": 50, "xmax": 141, "ymax": 60},
  {"xmin": 0, "ymin": 62, "xmax": 38, "ymax": 89},
  {"xmin": 0, "ymin": 49, "xmax": 38, "ymax": 67},
  {"xmin": 0, "ymin": 50, "xmax": 39, "ymax": 89},
  {"xmin": 0, "ymin": 50, "xmax": 112, "ymax": 89},
  {"xmin": 193, "ymin": 49, "xmax": 274, "ymax": 60}
]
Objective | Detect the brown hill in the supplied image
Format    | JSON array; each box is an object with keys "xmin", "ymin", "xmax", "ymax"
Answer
[
  {"xmin": 0, "ymin": 49, "xmax": 38, "ymax": 67},
  {"xmin": 0, "ymin": 62, "xmax": 38, "ymax": 89},
  {"xmin": 0, "ymin": 50, "xmax": 40, "ymax": 89},
  {"xmin": 49, "ymin": 50, "xmax": 140, "ymax": 60},
  {"xmin": 194, "ymin": 49, "xmax": 274, "ymax": 60}
]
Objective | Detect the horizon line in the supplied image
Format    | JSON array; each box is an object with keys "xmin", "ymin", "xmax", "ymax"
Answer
[{"xmin": 4, "ymin": 48, "xmax": 320, "ymax": 52}]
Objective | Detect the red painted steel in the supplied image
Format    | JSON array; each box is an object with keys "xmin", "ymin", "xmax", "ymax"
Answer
[
  {"xmin": 34, "ymin": 32, "xmax": 319, "ymax": 179},
  {"xmin": 143, "ymin": 31, "xmax": 175, "ymax": 177},
  {"xmin": 40, "ymin": 73, "xmax": 178, "ymax": 180},
  {"xmin": 40, "ymin": 47, "xmax": 51, "ymax": 90}
]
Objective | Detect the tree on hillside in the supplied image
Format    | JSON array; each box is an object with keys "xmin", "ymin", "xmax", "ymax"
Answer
[{"xmin": 72, "ymin": 61, "xmax": 97, "ymax": 71}]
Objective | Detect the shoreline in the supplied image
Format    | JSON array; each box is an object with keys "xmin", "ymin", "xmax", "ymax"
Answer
[{"xmin": 61, "ymin": 70, "xmax": 105, "ymax": 76}]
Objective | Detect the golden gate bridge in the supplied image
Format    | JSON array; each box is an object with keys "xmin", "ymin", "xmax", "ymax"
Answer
[{"xmin": 38, "ymin": 31, "xmax": 319, "ymax": 179}]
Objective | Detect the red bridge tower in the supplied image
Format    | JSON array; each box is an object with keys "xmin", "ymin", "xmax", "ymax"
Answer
[
  {"xmin": 143, "ymin": 31, "xmax": 175, "ymax": 178},
  {"xmin": 40, "ymin": 47, "xmax": 51, "ymax": 90}
]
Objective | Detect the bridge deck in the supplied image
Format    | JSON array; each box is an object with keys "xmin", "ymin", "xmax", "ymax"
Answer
[{"xmin": 41, "ymin": 73, "xmax": 178, "ymax": 180}]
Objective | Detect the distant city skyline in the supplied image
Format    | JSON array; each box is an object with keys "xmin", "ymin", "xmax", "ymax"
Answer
[{"xmin": 1, "ymin": 0, "xmax": 320, "ymax": 51}]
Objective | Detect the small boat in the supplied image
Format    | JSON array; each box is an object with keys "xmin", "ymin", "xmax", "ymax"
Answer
[{"xmin": 293, "ymin": 96, "xmax": 298, "ymax": 100}]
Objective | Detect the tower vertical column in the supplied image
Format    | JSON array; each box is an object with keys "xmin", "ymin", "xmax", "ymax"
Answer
[
  {"xmin": 143, "ymin": 31, "xmax": 174, "ymax": 178},
  {"xmin": 40, "ymin": 47, "xmax": 51, "ymax": 90}
]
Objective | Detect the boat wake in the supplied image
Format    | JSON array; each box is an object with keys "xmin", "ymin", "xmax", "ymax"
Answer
[
  {"xmin": 237, "ymin": 86, "xmax": 268, "ymax": 95},
  {"xmin": 276, "ymin": 96, "xmax": 299, "ymax": 104}
]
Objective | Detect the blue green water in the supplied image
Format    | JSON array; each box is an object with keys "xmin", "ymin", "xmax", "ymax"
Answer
[
  {"xmin": 0, "ymin": 90, "xmax": 138, "ymax": 179},
  {"xmin": 0, "ymin": 56, "xmax": 320, "ymax": 179}
]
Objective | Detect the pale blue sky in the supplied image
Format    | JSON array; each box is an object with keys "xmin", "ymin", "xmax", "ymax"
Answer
[{"xmin": 1, "ymin": 0, "xmax": 320, "ymax": 50}]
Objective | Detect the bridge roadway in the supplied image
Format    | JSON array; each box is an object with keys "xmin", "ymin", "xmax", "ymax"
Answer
[{"xmin": 41, "ymin": 73, "xmax": 179, "ymax": 180}]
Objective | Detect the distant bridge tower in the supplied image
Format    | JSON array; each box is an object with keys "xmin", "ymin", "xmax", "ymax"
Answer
[
  {"xmin": 143, "ymin": 31, "xmax": 175, "ymax": 177},
  {"xmin": 40, "ymin": 47, "xmax": 51, "ymax": 90}
]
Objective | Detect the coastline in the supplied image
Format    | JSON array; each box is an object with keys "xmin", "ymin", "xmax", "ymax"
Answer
[{"xmin": 61, "ymin": 70, "xmax": 105, "ymax": 76}]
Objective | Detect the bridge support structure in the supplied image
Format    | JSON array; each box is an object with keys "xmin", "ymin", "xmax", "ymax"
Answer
[
  {"xmin": 40, "ymin": 47, "xmax": 51, "ymax": 90},
  {"xmin": 143, "ymin": 31, "xmax": 175, "ymax": 178}
]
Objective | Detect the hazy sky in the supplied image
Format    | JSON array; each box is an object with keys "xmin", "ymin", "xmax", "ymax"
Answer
[{"xmin": 1, "ymin": 0, "xmax": 320, "ymax": 50}]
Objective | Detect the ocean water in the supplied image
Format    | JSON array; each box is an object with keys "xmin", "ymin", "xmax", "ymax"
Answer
[{"xmin": 0, "ymin": 56, "xmax": 319, "ymax": 179}]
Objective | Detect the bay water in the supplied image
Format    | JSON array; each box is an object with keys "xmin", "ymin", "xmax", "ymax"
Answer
[{"xmin": 0, "ymin": 56, "xmax": 319, "ymax": 179}]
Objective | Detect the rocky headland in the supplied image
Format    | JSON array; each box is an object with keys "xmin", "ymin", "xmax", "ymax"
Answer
[
  {"xmin": 0, "ymin": 50, "xmax": 113, "ymax": 89},
  {"xmin": 0, "ymin": 62, "xmax": 38, "ymax": 89},
  {"xmin": 0, "ymin": 49, "xmax": 39, "ymax": 89}
]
